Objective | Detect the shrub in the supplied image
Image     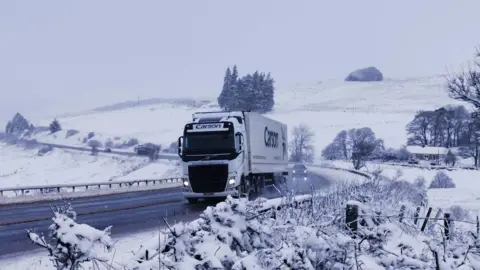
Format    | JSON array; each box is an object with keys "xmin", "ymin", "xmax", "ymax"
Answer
[
  {"xmin": 65, "ymin": 129, "xmax": 79, "ymax": 138},
  {"xmin": 87, "ymin": 139, "xmax": 102, "ymax": 149},
  {"xmin": 27, "ymin": 203, "xmax": 112, "ymax": 269},
  {"xmin": 125, "ymin": 138, "xmax": 139, "ymax": 147},
  {"xmin": 38, "ymin": 145, "xmax": 53, "ymax": 156},
  {"xmin": 413, "ymin": 176, "xmax": 426, "ymax": 189},
  {"xmin": 87, "ymin": 132, "xmax": 95, "ymax": 139},
  {"xmin": 449, "ymin": 205, "xmax": 470, "ymax": 221},
  {"xmin": 429, "ymin": 171, "xmax": 455, "ymax": 189},
  {"xmin": 104, "ymin": 139, "xmax": 113, "ymax": 148}
]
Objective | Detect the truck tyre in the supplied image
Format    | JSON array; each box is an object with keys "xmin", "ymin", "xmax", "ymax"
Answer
[
  {"xmin": 187, "ymin": 198, "xmax": 198, "ymax": 204},
  {"xmin": 239, "ymin": 175, "xmax": 251, "ymax": 199}
]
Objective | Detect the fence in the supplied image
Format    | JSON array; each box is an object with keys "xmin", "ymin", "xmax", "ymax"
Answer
[
  {"xmin": 0, "ymin": 178, "xmax": 183, "ymax": 197},
  {"xmin": 344, "ymin": 202, "xmax": 478, "ymax": 240}
]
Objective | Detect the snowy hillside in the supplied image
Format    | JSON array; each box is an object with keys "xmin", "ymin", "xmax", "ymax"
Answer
[
  {"xmin": 0, "ymin": 142, "xmax": 179, "ymax": 190},
  {"xmin": 32, "ymin": 75, "xmax": 464, "ymax": 158}
]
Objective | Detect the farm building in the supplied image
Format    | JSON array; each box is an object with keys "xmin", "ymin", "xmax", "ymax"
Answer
[{"xmin": 406, "ymin": 145, "xmax": 448, "ymax": 162}]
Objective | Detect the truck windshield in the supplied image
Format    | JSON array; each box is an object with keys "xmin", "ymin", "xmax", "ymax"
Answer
[{"xmin": 184, "ymin": 131, "xmax": 234, "ymax": 154}]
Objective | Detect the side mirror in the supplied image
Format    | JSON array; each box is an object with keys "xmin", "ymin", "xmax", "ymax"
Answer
[{"xmin": 177, "ymin": 136, "xmax": 184, "ymax": 156}]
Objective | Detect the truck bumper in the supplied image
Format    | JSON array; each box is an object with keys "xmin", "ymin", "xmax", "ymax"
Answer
[{"xmin": 182, "ymin": 190, "xmax": 238, "ymax": 199}]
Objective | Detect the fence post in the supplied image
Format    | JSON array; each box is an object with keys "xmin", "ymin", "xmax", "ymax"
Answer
[
  {"xmin": 428, "ymin": 209, "xmax": 442, "ymax": 233},
  {"xmin": 346, "ymin": 203, "xmax": 359, "ymax": 235},
  {"xmin": 399, "ymin": 205, "xmax": 406, "ymax": 222},
  {"xmin": 414, "ymin": 206, "xmax": 421, "ymax": 225},
  {"xmin": 444, "ymin": 213, "xmax": 452, "ymax": 240},
  {"xmin": 421, "ymin": 207, "xmax": 433, "ymax": 232},
  {"xmin": 145, "ymin": 250, "xmax": 149, "ymax": 260}
]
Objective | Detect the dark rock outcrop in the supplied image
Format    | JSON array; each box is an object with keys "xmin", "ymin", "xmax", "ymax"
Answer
[{"xmin": 345, "ymin": 66, "xmax": 383, "ymax": 82}]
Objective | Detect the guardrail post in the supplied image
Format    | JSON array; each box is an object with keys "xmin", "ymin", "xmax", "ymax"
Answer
[
  {"xmin": 72, "ymin": 186, "xmax": 75, "ymax": 192},
  {"xmin": 0, "ymin": 190, "xmax": 2, "ymax": 196},
  {"xmin": 98, "ymin": 184, "xmax": 101, "ymax": 189},
  {"xmin": 21, "ymin": 189, "xmax": 24, "ymax": 195},
  {"xmin": 109, "ymin": 184, "xmax": 112, "ymax": 188},
  {"xmin": 57, "ymin": 187, "xmax": 61, "ymax": 193},
  {"xmin": 85, "ymin": 185, "xmax": 88, "ymax": 190}
]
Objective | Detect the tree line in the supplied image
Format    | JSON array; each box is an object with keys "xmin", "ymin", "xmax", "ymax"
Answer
[{"xmin": 217, "ymin": 65, "xmax": 275, "ymax": 113}]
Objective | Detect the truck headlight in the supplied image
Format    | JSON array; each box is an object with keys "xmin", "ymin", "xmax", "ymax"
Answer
[
  {"xmin": 183, "ymin": 180, "xmax": 189, "ymax": 187},
  {"xmin": 228, "ymin": 177, "xmax": 235, "ymax": 185}
]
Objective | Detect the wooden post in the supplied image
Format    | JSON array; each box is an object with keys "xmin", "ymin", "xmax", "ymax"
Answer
[
  {"xmin": 444, "ymin": 213, "xmax": 451, "ymax": 240},
  {"xmin": 414, "ymin": 206, "xmax": 421, "ymax": 225},
  {"xmin": 399, "ymin": 205, "xmax": 406, "ymax": 222},
  {"xmin": 346, "ymin": 203, "xmax": 359, "ymax": 235},
  {"xmin": 428, "ymin": 209, "xmax": 442, "ymax": 233},
  {"xmin": 421, "ymin": 207, "xmax": 433, "ymax": 232}
]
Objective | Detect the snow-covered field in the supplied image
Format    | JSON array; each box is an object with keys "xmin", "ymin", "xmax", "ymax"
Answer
[
  {"xmin": 30, "ymin": 75, "xmax": 464, "ymax": 157},
  {"xmin": 323, "ymin": 160, "xmax": 480, "ymax": 215},
  {"xmin": 0, "ymin": 142, "xmax": 179, "ymax": 190}
]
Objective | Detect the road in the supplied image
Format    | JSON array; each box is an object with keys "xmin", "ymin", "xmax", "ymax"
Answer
[
  {"xmin": 14, "ymin": 138, "xmax": 179, "ymax": 161},
  {"xmin": 0, "ymin": 171, "xmax": 330, "ymax": 258}
]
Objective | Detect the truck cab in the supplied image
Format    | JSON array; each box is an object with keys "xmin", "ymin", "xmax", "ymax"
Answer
[{"xmin": 177, "ymin": 111, "xmax": 288, "ymax": 203}]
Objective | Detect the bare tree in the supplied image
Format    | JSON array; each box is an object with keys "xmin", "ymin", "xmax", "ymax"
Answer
[
  {"xmin": 289, "ymin": 124, "xmax": 315, "ymax": 163},
  {"xmin": 446, "ymin": 47, "xmax": 480, "ymax": 110},
  {"xmin": 406, "ymin": 110, "xmax": 433, "ymax": 146},
  {"xmin": 348, "ymin": 127, "xmax": 384, "ymax": 170},
  {"xmin": 444, "ymin": 149, "xmax": 457, "ymax": 167}
]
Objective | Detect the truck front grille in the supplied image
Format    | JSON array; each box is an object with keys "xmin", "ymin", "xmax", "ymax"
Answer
[{"xmin": 188, "ymin": 164, "xmax": 228, "ymax": 193}]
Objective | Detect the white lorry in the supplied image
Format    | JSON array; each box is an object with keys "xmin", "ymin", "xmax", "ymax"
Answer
[{"xmin": 177, "ymin": 111, "xmax": 289, "ymax": 203}]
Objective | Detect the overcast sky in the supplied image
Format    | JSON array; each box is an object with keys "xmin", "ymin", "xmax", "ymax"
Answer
[{"xmin": 1, "ymin": 0, "xmax": 480, "ymax": 123}]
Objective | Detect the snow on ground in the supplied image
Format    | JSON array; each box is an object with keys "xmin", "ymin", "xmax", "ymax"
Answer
[
  {"xmin": 324, "ymin": 159, "xmax": 480, "ymax": 215},
  {"xmin": 0, "ymin": 142, "xmax": 177, "ymax": 191},
  {"xmin": 29, "ymin": 75, "xmax": 464, "ymax": 156}
]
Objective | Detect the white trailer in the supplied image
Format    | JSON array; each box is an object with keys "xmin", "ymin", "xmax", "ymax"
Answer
[{"xmin": 177, "ymin": 111, "xmax": 289, "ymax": 203}]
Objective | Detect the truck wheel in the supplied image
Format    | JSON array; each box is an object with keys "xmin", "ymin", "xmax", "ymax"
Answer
[
  {"xmin": 239, "ymin": 175, "xmax": 251, "ymax": 199},
  {"xmin": 187, "ymin": 198, "xmax": 198, "ymax": 204}
]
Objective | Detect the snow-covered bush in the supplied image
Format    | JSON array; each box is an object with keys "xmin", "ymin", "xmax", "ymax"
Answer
[
  {"xmin": 449, "ymin": 205, "xmax": 471, "ymax": 221},
  {"xmin": 27, "ymin": 203, "xmax": 113, "ymax": 269},
  {"xmin": 413, "ymin": 175, "xmax": 426, "ymax": 189},
  {"xmin": 429, "ymin": 171, "xmax": 456, "ymax": 189},
  {"xmin": 104, "ymin": 139, "xmax": 114, "ymax": 148},
  {"xmin": 87, "ymin": 131, "xmax": 95, "ymax": 139},
  {"xmin": 65, "ymin": 129, "xmax": 79, "ymax": 138},
  {"xmin": 120, "ymin": 176, "xmax": 440, "ymax": 269},
  {"xmin": 87, "ymin": 139, "xmax": 103, "ymax": 149},
  {"xmin": 38, "ymin": 145, "xmax": 53, "ymax": 156}
]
